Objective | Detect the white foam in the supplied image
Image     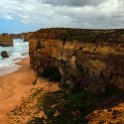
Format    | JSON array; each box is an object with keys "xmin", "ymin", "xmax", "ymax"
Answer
[{"xmin": 0, "ymin": 39, "xmax": 29, "ymax": 77}]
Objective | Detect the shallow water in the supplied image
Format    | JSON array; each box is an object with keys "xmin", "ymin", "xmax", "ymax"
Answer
[{"xmin": 0, "ymin": 39, "xmax": 29, "ymax": 77}]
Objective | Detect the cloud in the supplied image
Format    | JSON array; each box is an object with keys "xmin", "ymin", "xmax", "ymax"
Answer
[
  {"xmin": 42, "ymin": 0, "xmax": 107, "ymax": 7},
  {"xmin": 0, "ymin": 0, "xmax": 124, "ymax": 29}
]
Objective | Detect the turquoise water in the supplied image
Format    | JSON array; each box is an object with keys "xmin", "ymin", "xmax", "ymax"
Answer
[{"xmin": 0, "ymin": 39, "xmax": 29, "ymax": 76}]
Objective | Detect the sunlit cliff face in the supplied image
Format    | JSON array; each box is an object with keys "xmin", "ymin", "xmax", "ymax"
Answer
[{"xmin": 29, "ymin": 28, "xmax": 124, "ymax": 94}]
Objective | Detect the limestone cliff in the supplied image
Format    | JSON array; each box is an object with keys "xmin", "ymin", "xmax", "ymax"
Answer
[
  {"xmin": 22, "ymin": 32, "xmax": 33, "ymax": 41},
  {"xmin": 29, "ymin": 28, "xmax": 124, "ymax": 93},
  {"xmin": 0, "ymin": 33, "xmax": 13, "ymax": 46}
]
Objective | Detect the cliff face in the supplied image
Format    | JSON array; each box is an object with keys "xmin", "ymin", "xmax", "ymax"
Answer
[
  {"xmin": 29, "ymin": 28, "xmax": 124, "ymax": 93},
  {"xmin": 0, "ymin": 33, "xmax": 13, "ymax": 46},
  {"xmin": 22, "ymin": 32, "xmax": 33, "ymax": 41}
]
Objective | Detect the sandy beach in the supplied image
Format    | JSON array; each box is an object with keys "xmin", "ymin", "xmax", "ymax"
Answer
[{"xmin": 0, "ymin": 57, "xmax": 36, "ymax": 124}]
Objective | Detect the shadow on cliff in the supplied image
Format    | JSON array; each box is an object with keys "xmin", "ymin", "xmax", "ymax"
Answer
[
  {"xmin": 34, "ymin": 68, "xmax": 124, "ymax": 123},
  {"xmin": 42, "ymin": 66, "xmax": 61, "ymax": 82},
  {"xmin": 98, "ymin": 91, "xmax": 124, "ymax": 109}
]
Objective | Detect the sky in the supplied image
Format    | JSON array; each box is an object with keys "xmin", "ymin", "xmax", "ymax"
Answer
[{"xmin": 0, "ymin": 0, "xmax": 124, "ymax": 33}]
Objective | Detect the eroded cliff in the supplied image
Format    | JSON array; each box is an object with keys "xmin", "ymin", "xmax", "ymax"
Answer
[
  {"xmin": 29, "ymin": 28, "xmax": 124, "ymax": 93},
  {"xmin": 0, "ymin": 33, "xmax": 13, "ymax": 46}
]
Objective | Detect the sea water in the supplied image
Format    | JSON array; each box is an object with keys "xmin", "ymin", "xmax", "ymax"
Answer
[{"xmin": 0, "ymin": 39, "xmax": 29, "ymax": 77}]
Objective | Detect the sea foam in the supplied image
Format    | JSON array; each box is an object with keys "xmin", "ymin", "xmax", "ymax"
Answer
[{"xmin": 0, "ymin": 39, "xmax": 29, "ymax": 77}]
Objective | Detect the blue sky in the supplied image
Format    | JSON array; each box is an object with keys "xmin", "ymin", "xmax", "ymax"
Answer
[
  {"xmin": 0, "ymin": 0, "xmax": 124, "ymax": 34},
  {"xmin": 0, "ymin": 19, "xmax": 40, "ymax": 34}
]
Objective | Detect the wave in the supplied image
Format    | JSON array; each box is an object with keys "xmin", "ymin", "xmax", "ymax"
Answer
[{"xmin": 0, "ymin": 39, "xmax": 29, "ymax": 77}]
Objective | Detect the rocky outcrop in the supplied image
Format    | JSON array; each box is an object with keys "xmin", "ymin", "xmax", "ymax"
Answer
[
  {"xmin": 23, "ymin": 32, "xmax": 33, "ymax": 42},
  {"xmin": 0, "ymin": 33, "xmax": 13, "ymax": 46},
  {"xmin": 11, "ymin": 34, "xmax": 22, "ymax": 39},
  {"xmin": 29, "ymin": 28, "xmax": 124, "ymax": 93},
  {"xmin": 1, "ymin": 51, "xmax": 9, "ymax": 58}
]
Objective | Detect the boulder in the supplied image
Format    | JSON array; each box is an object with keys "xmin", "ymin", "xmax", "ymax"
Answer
[{"xmin": 1, "ymin": 51, "xmax": 9, "ymax": 58}]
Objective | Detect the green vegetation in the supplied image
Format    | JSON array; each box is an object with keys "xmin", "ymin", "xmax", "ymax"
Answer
[
  {"xmin": 31, "ymin": 28, "xmax": 124, "ymax": 43},
  {"xmin": 32, "ymin": 88, "xmax": 42, "ymax": 98},
  {"xmin": 27, "ymin": 117, "xmax": 44, "ymax": 124},
  {"xmin": 32, "ymin": 81, "xmax": 36, "ymax": 85},
  {"xmin": 37, "ymin": 71, "xmax": 43, "ymax": 78},
  {"xmin": 32, "ymin": 78, "xmax": 37, "ymax": 85},
  {"xmin": 28, "ymin": 90, "xmax": 96, "ymax": 124}
]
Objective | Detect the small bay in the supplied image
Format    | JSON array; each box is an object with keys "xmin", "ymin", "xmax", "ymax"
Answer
[{"xmin": 0, "ymin": 39, "xmax": 29, "ymax": 76}]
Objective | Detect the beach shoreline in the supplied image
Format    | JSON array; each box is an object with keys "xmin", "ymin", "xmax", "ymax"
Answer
[{"xmin": 0, "ymin": 57, "xmax": 36, "ymax": 124}]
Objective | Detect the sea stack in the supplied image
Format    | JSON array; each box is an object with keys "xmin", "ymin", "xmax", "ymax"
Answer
[{"xmin": 0, "ymin": 33, "xmax": 13, "ymax": 46}]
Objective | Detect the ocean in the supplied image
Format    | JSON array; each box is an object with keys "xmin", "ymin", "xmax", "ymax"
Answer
[{"xmin": 0, "ymin": 39, "xmax": 29, "ymax": 77}]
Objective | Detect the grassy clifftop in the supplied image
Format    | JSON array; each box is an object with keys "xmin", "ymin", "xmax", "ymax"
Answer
[{"xmin": 30, "ymin": 28, "xmax": 124, "ymax": 43}]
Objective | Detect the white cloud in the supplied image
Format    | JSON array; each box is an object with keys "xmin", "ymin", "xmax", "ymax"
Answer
[{"xmin": 0, "ymin": 0, "xmax": 124, "ymax": 29}]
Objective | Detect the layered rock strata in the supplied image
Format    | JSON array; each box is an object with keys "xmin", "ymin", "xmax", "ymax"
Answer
[
  {"xmin": 0, "ymin": 33, "xmax": 13, "ymax": 46},
  {"xmin": 29, "ymin": 28, "xmax": 124, "ymax": 93}
]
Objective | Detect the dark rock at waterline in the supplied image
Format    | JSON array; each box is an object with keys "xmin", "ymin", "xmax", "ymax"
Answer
[{"xmin": 1, "ymin": 51, "xmax": 9, "ymax": 58}]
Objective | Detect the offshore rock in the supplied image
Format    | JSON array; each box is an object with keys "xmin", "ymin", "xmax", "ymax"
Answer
[
  {"xmin": 1, "ymin": 51, "xmax": 9, "ymax": 58},
  {"xmin": 0, "ymin": 33, "xmax": 13, "ymax": 46}
]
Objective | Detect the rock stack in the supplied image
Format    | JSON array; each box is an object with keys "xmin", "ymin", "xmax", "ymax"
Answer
[{"xmin": 0, "ymin": 33, "xmax": 13, "ymax": 46}]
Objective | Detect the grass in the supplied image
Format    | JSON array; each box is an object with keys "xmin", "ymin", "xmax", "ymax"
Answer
[
  {"xmin": 32, "ymin": 78, "xmax": 38, "ymax": 85},
  {"xmin": 34, "ymin": 90, "xmax": 96, "ymax": 124},
  {"xmin": 32, "ymin": 88, "xmax": 43, "ymax": 98},
  {"xmin": 27, "ymin": 117, "xmax": 44, "ymax": 124},
  {"xmin": 22, "ymin": 84, "xmax": 124, "ymax": 124}
]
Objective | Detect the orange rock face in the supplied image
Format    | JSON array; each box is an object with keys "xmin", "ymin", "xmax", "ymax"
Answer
[
  {"xmin": 29, "ymin": 28, "xmax": 124, "ymax": 93},
  {"xmin": 0, "ymin": 33, "xmax": 13, "ymax": 46}
]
